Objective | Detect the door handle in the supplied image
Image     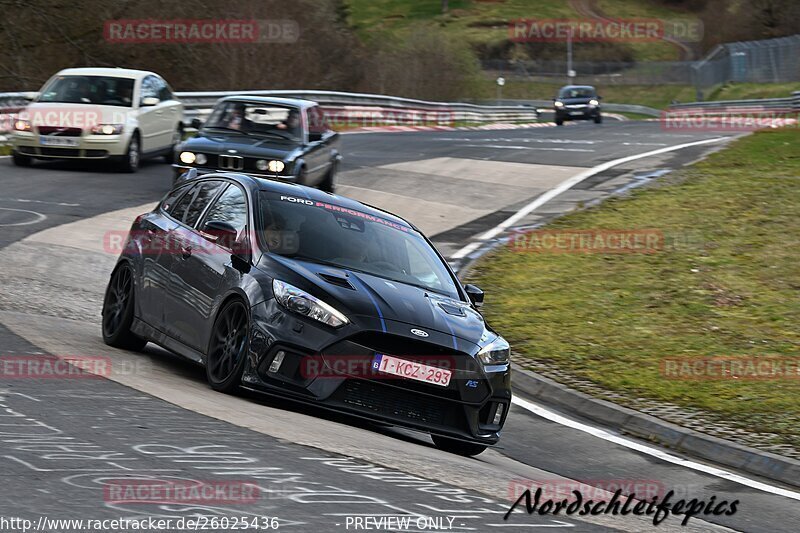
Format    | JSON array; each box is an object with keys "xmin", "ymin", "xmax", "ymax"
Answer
[{"xmin": 180, "ymin": 246, "xmax": 192, "ymax": 259}]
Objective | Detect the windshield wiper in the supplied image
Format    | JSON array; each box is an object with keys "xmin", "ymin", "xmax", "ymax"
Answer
[
  {"xmin": 250, "ymin": 130, "xmax": 297, "ymax": 142},
  {"xmin": 203, "ymin": 126, "xmax": 254, "ymax": 137}
]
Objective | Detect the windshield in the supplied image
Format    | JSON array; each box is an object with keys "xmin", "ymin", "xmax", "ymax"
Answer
[
  {"xmin": 204, "ymin": 101, "xmax": 302, "ymax": 141},
  {"xmin": 258, "ymin": 192, "xmax": 460, "ymax": 299},
  {"xmin": 559, "ymin": 87, "xmax": 596, "ymax": 99},
  {"xmin": 38, "ymin": 76, "xmax": 135, "ymax": 107}
]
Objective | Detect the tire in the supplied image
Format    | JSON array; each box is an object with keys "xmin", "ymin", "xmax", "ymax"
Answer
[
  {"xmin": 163, "ymin": 126, "xmax": 182, "ymax": 164},
  {"xmin": 118, "ymin": 133, "xmax": 140, "ymax": 173},
  {"xmin": 206, "ymin": 299, "xmax": 249, "ymax": 393},
  {"xmin": 12, "ymin": 151, "xmax": 32, "ymax": 167},
  {"xmin": 431, "ymin": 435, "xmax": 488, "ymax": 457},
  {"xmin": 555, "ymin": 117, "xmax": 564, "ymax": 126},
  {"xmin": 102, "ymin": 264, "xmax": 147, "ymax": 351},
  {"xmin": 594, "ymin": 114, "xmax": 603, "ymax": 124},
  {"xmin": 320, "ymin": 160, "xmax": 337, "ymax": 193}
]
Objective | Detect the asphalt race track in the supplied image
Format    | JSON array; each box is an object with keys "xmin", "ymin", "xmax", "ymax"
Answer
[{"xmin": 1, "ymin": 120, "xmax": 798, "ymax": 532}]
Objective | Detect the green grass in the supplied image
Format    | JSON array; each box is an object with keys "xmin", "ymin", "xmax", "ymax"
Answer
[
  {"xmin": 468, "ymin": 128, "xmax": 800, "ymax": 447},
  {"xmin": 346, "ymin": 0, "xmax": 681, "ymax": 61}
]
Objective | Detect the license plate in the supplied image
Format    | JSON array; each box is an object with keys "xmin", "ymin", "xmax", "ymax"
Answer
[
  {"xmin": 41, "ymin": 137, "xmax": 79, "ymax": 147},
  {"xmin": 372, "ymin": 353, "xmax": 452, "ymax": 387}
]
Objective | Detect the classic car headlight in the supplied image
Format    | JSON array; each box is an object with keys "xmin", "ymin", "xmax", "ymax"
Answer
[
  {"xmin": 180, "ymin": 151, "xmax": 196, "ymax": 164},
  {"xmin": 13, "ymin": 119, "xmax": 32, "ymax": 132},
  {"xmin": 554, "ymin": 101, "xmax": 564, "ymax": 107},
  {"xmin": 273, "ymin": 279, "xmax": 349, "ymax": 328},
  {"xmin": 90, "ymin": 124, "xmax": 124, "ymax": 135},
  {"xmin": 268, "ymin": 160, "xmax": 285, "ymax": 173},
  {"xmin": 256, "ymin": 159, "xmax": 268, "ymax": 171},
  {"xmin": 478, "ymin": 336, "xmax": 510, "ymax": 365},
  {"xmin": 589, "ymin": 99, "xmax": 599, "ymax": 106},
  {"xmin": 195, "ymin": 153, "xmax": 207, "ymax": 165}
]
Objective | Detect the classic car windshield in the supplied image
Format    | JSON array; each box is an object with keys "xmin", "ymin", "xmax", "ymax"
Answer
[
  {"xmin": 258, "ymin": 192, "xmax": 460, "ymax": 298},
  {"xmin": 204, "ymin": 101, "xmax": 302, "ymax": 141},
  {"xmin": 38, "ymin": 76, "xmax": 136, "ymax": 107}
]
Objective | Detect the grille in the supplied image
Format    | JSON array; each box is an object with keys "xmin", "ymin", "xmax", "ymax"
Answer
[
  {"xmin": 38, "ymin": 126, "xmax": 82, "ymax": 137},
  {"xmin": 219, "ymin": 154, "xmax": 244, "ymax": 171},
  {"xmin": 39, "ymin": 148, "xmax": 80, "ymax": 157},
  {"xmin": 337, "ymin": 379, "xmax": 450, "ymax": 425}
]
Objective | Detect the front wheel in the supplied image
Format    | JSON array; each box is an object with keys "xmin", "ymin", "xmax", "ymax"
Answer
[
  {"xmin": 102, "ymin": 264, "xmax": 147, "ymax": 351},
  {"xmin": 555, "ymin": 117, "xmax": 564, "ymax": 126},
  {"xmin": 118, "ymin": 134, "xmax": 140, "ymax": 173},
  {"xmin": 594, "ymin": 114, "xmax": 603, "ymax": 124},
  {"xmin": 206, "ymin": 300, "xmax": 249, "ymax": 393},
  {"xmin": 12, "ymin": 151, "xmax": 33, "ymax": 167},
  {"xmin": 320, "ymin": 160, "xmax": 337, "ymax": 193},
  {"xmin": 431, "ymin": 435, "xmax": 487, "ymax": 457}
]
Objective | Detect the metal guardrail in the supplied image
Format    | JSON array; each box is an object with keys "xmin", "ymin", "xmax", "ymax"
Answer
[
  {"xmin": 669, "ymin": 91, "xmax": 800, "ymax": 112},
  {"xmin": 483, "ymin": 99, "xmax": 662, "ymax": 117}
]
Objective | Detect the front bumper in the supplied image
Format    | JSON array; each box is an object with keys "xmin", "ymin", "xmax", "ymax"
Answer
[
  {"xmin": 173, "ymin": 164, "xmax": 298, "ymax": 181},
  {"xmin": 12, "ymin": 131, "xmax": 128, "ymax": 159},
  {"xmin": 242, "ymin": 300, "xmax": 512, "ymax": 444},
  {"xmin": 555, "ymin": 107, "xmax": 600, "ymax": 120}
]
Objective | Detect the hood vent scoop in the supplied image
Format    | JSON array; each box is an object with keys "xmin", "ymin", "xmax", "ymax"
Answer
[
  {"xmin": 438, "ymin": 301, "xmax": 466, "ymax": 317},
  {"xmin": 318, "ymin": 272, "xmax": 355, "ymax": 290}
]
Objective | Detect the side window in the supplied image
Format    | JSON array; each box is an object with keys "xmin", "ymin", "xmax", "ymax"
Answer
[
  {"xmin": 170, "ymin": 181, "xmax": 224, "ymax": 226},
  {"xmin": 307, "ymin": 106, "xmax": 327, "ymax": 139},
  {"xmin": 201, "ymin": 185, "xmax": 248, "ymax": 236},
  {"xmin": 140, "ymin": 76, "xmax": 159, "ymax": 103},
  {"xmin": 161, "ymin": 184, "xmax": 192, "ymax": 213},
  {"xmin": 155, "ymin": 77, "xmax": 172, "ymax": 101}
]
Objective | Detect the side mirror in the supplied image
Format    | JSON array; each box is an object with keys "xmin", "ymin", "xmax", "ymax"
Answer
[
  {"xmin": 203, "ymin": 221, "xmax": 239, "ymax": 251},
  {"xmin": 191, "ymin": 118, "xmax": 203, "ymax": 130},
  {"xmin": 464, "ymin": 284, "xmax": 484, "ymax": 308},
  {"xmin": 141, "ymin": 96, "xmax": 160, "ymax": 107}
]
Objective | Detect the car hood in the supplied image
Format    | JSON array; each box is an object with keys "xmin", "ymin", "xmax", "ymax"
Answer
[
  {"xmin": 21, "ymin": 102, "xmax": 133, "ymax": 126},
  {"xmin": 264, "ymin": 256, "xmax": 487, "ymax": 352},
  {"xmin": 184, "ymin": 131, "xmax": 300, "ymax": 159},
  {"xmin": 557, "ymin": 97, "xmax": 597, "ymax": 105}
]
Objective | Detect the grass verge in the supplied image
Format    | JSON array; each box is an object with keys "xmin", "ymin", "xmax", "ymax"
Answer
[{"xmin": 468, "ymin": 128, "xmax": 800, "ymax": 448}]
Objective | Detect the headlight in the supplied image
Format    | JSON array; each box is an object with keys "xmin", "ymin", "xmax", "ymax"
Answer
[
  {"xmin": 554, "ymin": 101, "xmax": 564, "ymax": 107},
  {"xmin": 14, "ymin": 119, "xmax": 31, "ymax": 132},
  {"xmin": 195, "ymin": 153, "xmax": 207, "ymax": 165},
  {"xmin": 478, "ymin": 336, "xmax": 510, "ymax": 365},
  {"xmin": 589, "ymin": 99, "xmax": 599, "ymax": 106},
  {"xmin": 256, "ymin": 160, "xmax": 268, "ymax": 171},
  {"xmin": 179, "ymin": 152, "xmax": 196, "ymax": 164},
  {"xmin": 91, "ymin": 124, "xmax": 124, "ymax": 135},
  {"xmin": 268, "ymin": 160, "xmax": 285, "ymax": 173},
  {"xmin": 273, "ymin": 279, "xmax": 349, "ymax": 328}
]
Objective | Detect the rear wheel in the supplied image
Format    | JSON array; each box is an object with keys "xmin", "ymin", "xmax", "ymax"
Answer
[
  {"xmin": 431, "ymin": 435, "xmax": 487, "ymax": 457},
  {"xmin": 102, "ymin": 264, "xmax": 147, "ymax": 351},
  {"xmin": 206, "ymin": 299, "xmax": 249, "ymax": 393},
  {"xmin": 163, "ymin": 126, "xmax": 182, "ymax": 163},
  {"xmin": 12, "ymin": 151, "xmax": 32, "ymax": 167}
]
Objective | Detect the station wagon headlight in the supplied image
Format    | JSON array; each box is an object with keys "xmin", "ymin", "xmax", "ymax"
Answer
[
  {"xmin": 268, "ymin": 160, "xmax": 285, "ymax": 173},
  {"xmin": 554, "ymin": 101, "xmax": 564, "ymax": 107},
  {"xmin": 478, "ymin": 336, "xmax": 510, "ymax": 365},
  {"xmin": 13, "ymin": 119, "xmax": 31, "ymax": 132},
  {"xmin": 90, "ymin": 124, "xmax": 124, "ymax": 135},
  {"xmin": 273, "ymin": 279, "xmax": 349, "ymax": 328},
  {"xmin": 180, "ymin": 151, "xmax": 196, "ymax": 164},
  {"xmin": 589, "ymin": 99, "xmax": 599, "ymax": 106}
]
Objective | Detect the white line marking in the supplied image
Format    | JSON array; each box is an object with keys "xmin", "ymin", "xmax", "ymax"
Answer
[
  {"xmin": 464, "ymin": 145, "xmax": 595, "ymax": 153},
  {"xmin": 1, "ymin": 198, "xmax": 80, "ymax": 207},
  {"xmin": 450, "ymin": 137, "xmax": 728, "ymax": 259},
  {"xmin": 0, "ymin": 207, "xmax": 47, "ymax": 227},
  {"xmin": 511, "ymin": 395, "xmax": 800, "ymax": 501}
]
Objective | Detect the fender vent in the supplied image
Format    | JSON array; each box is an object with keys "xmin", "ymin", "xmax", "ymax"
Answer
[{"xmin": 318, "ymin": 273, "xmax": 355, "ymax": 290}]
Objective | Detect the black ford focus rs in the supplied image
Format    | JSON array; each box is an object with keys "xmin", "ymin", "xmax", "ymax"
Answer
[{"xmin": 102, "ymin": 171, "xmax": 511, "ymax": 455}]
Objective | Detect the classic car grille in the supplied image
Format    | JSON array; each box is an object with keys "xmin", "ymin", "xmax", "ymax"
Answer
[
  {"xmin": 37, "ymin": 126, "xmax": 83, "ymax": 136},
  {"xmin": 218, "ymin": 154, "xmax": 244, "ymax": 171}
]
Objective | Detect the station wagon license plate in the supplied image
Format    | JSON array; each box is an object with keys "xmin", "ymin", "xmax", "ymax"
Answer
[
  {"xmin": 372, "ymin": 353, "xmax": 452, "ymax": 387},
  {"xmin": 41, "ymin": 137, "xmax": 79, "ymax": 147}
]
